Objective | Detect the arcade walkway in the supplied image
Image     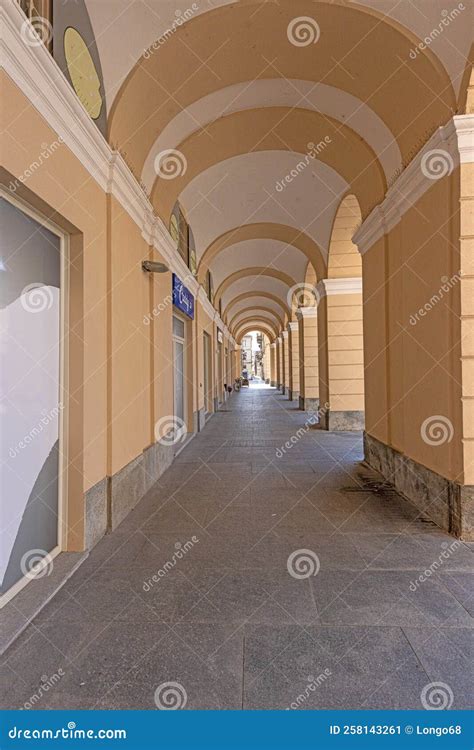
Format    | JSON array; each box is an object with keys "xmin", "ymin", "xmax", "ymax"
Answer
[{"xmin": 2, "ymin": 388, "xmax": 472, "ymax": 710}]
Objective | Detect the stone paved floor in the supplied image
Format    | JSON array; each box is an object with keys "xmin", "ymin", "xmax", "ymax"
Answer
[{"xmin": 2, "ymin": 387, "xmax": 472, "ymax": 710}]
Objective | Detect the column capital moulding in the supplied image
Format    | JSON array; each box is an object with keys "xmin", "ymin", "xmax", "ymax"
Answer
[
  {"xmin": 296, "ymin": 306, "xmax": 318, "ymax": 318},
  {"xmin": 287, "ymin": 321, "xmax": 299, "ymax": 331},
  {"xmin": 281, "ymin": 330, "xmax": 289, "ymax": 339},
  {"xmin": 2, "ymin": 0, "xmax": 235, "ymax": 345},
  {"xmin": 353, "ymin": 114, "xmax": 474, "ymax": 255},
  {"xmin": 316, "ymin": 277, "xmax": 363, "ymax": 298}
]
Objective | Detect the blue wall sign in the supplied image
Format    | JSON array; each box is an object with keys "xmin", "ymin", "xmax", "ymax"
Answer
[{"xmin": 172, "ymin": 273, "xmax": 194, "ymax": 319}]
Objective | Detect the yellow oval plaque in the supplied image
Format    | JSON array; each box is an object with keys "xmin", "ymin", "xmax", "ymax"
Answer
[{"xmin": 64, "ymin": 27, "xmax": 102, "ymax": 120}]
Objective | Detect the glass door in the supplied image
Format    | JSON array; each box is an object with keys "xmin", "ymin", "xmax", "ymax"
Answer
[
  {"xmin": 203, "ymin": 331, "xmax": 211, "ymax": 414},
  {"xmin": 1, "ymin": 198, "xmax": 62, "ymax": 599},
  {"xmin": 172, "ymin": 315, "xmax": 186, "ymax": 427}
]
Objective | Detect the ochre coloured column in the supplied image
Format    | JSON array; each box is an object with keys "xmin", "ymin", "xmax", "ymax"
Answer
[
  {"xmin": 317, "ymin": 278, "xmax": 364, "ymax": 430},
  {"xmin": 281, "ymin": 330, "xmax": 289, "ymax": 396},
  {"xmin": 270, "ymin": 342, "xmax": 277, "ymax": 387},
  {"xmin": 276, "ymin": 335, "xmax": 283, "ymax": 390},
  {"xmin": 296, "ymin": 307, "xmax": 319, "ymax": 411},
  {"xmin": 287, "ymin": 322, "xmax": 300, "ymax": 401},
  {"xmin": 458, "ymin": 151, "xmax": 474, "ymax": 536}
]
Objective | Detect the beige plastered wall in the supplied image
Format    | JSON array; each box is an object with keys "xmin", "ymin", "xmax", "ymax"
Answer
[
  {"xmin": 1, "ymin": 73, "xmax": 213, "ymax": 551},
  {"xmin": 362, "ymin": 168, "xmax": 469, "ymax": 485}
]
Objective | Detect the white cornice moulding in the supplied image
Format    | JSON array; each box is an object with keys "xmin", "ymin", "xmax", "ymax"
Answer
[
  {"xmin": 317, "ymin": 278, "xmax": 363, "ymax": 298},
  {"xmin": 2, "ymin": 2, "xmax": 111, "ymax": 191},
  {"xmin": 353, "ymin": 115, "xmax": 474, "ymax": 255},
  {"xmin": 2, "ymin": 1, "xmax": 232, "ymax": 338},
  {"xmin": 295, "ymin": 306, "xmax": 318, "ymax": 318},
  {"xmin": 454, "ymin": 115, "xmax": 474, "ymax": 164}
]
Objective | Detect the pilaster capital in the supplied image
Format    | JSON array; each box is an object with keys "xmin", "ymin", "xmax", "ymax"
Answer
[
  {"xmin": 316, "ymin": 278, "xmax": 362, "ymax": 298},
  {"xmin": 353, "ymin": 114, "xmax": 474, "ymax": 255},
  {"xmin": 281, "ymin": 330, "xmax": 289, "ymax": 339},
  {"xmin": 287, "ymin": 321, "xmax": 299, "ymax": 331},
  {"xmin": 296, "ymin": 306, "xmax": 318, "ymax": 319}
]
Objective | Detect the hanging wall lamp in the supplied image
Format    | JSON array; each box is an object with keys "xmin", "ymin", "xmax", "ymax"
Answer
[{"xmin": 142, "ymin": 260, "xmax": 169, "ymax": 273}]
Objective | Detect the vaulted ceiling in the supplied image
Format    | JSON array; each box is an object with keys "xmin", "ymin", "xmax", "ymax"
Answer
[{"xmin": 83, "ymin": 0, "xmax": 472, "ymax": 337}]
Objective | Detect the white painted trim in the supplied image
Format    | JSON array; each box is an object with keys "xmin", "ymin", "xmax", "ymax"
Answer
[
  {"xmin": 353, "ymin": 115, "xmax": 474, "ymax": 254},
  {"xmin": 316, "ymin": 277, "xmax": 363, "ymax": 298},
  {"xmin": 2, "ymin": 3, "xmax": 110, "ymax": 191},
  {"xmin": 0, "ymin": 546, "xmax": 61, "ymax": 610},
  {"xmin": 454, "ymin": 115, "xmax": 474, "ymax": 164},
  {"xmin": 296, "ymin": 306, "xmax": 318, "ymax": 318},
  {"xmin": 1, "ymin": 1, "xmax": 234, "ymax": 344}
]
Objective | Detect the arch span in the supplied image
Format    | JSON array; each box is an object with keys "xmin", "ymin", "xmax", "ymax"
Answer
[
  {"xmin": 198, "ymin": 223, "xmax": 325, "ymax": 283},
  {"xmin": 215, "ymin": 268, "xmax": 297, "ymax": 306},
  {"xmin": 229, "ymin": 307, "xmax": 284, "ymax": 332},
  {"xmin": 223, "ymin": 291, "xmax": 290, "ymax": 322}
]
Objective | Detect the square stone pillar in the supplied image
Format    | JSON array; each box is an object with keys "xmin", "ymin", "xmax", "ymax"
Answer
[
  {"xmin": 233, "ymin": 346, "xmax": 241, "ymax": 383},
  {"xmin": 296, "ymin": 306, "xmax": 319, "ymax": 412},
  {"xmin": 276, "ymin": 336, "xmax": 282, "ymax": 390},
  {"xmin": 270, "ymin": 342, "xmax": 277, "ymax": 387},
  {"xmin": 287, "ymin": 321, "xmax": 300, "ymax": 401},
  {"xmin": 281, "ymin": 330, "xmax": 289, "ymax": 395},
  {"xmin": 317, "ymin": 277, "xmax": 365, "ymax": 430}
]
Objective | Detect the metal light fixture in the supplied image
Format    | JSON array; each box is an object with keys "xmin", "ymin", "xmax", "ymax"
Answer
[{"xmin": 142, "ymin": 260, "xmax": 169, "ymax": 273}]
